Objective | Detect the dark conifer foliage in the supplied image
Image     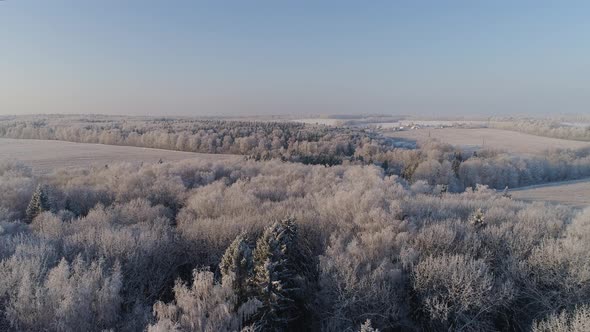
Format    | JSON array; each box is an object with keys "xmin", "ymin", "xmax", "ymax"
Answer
[
  {"xmin": 251, "ymin": 218, "xmax": 315, "ymax": 331},
  {"xmin": 25, "ymin": 184, "xmax": 50, "ymax": 223}
]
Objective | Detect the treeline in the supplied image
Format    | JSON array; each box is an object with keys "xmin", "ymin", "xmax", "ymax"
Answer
[
  {"xmin": 1, "ymin": 159, "xmax": 590, "ymax": 331},
  {"xmin": 0, "ymin": 115, "xmax": 371, "ymax": 165},
  {"xmin": 360, "ymin": 140, "xmax": 590, "ymax": 191},
  {"xmin": 491, "ymin": 119, "xmax": 590, "ymax": 141},
  {"xmin": 2, "ymin": 115, "xmax": 590, "ymax": 192}
]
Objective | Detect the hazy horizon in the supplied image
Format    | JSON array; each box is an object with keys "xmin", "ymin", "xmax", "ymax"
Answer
[{"xmin": 2, "ymin": 1, "xmax": 590, "ymax": 117}]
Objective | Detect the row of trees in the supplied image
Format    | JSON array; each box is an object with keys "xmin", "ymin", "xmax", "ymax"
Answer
[
  {"xmin": 0, "ymin": 115, "xmax": 371, "ymax": 165},
  {"xmin": 1, "ymin": 158, "xmax": 589, "ymax": 330},
  {"xmin": 3, "ymin": 115, "xmax": 590, "ymax": 191},
  {"xmin": 364, "ymin": 140, "xmax": 590, "ymax": 191},
  {"xmin": 490, "ymin": 118, "xmax": 590, "ymax": 141}
]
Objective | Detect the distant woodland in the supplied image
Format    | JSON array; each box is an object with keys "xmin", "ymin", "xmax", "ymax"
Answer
[
  {"xmin": 2, "ymin": 115, "xmax": 590, "ymax": 191},
  {"xmin": 490, "ymin": 118, "xmax": 590, "ymax": 141}
]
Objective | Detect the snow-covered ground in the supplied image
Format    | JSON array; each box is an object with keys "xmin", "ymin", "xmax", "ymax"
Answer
[
  {"xmin": 386, "ymin": 128, "xmax": 590, "ymax": 155},
  {"xmin": 291, "ymin": 118, "xmax": 487, "ymax": 128},
  {"xmin": 510, "ymin": 178, "xmax": 590, "ymax": 208},
  {"xmin": 370, "ymin": 120, "xmax": 487, "ymax": 128},
  {"xmin": 561, "ymin": 122, "xmax": 590, "ymax": 128},
  {"xmin": 291, "ymin": 118, "xmax": 344, "ymax": 126},
  {"xmin": 0, "ymin": 138, "xmax": 238, "ymax": 174}
]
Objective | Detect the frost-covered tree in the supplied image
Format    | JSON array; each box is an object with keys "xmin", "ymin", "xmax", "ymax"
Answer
[
  {"xmin": 412, "ymin": 254, "xmax": 513, "ymax": 330},
  {"xmin": 220, "ymin": 234, "xmax": 254, "ymax": 306},
  {"xmin": 25, "ymin": 184, "xmax": 50, "ymax": 223},
  {"xmin": 359, "ymin": 319, "xmax": 380, "ymax": 332},
  {"xmin": 532, "ymin": 305, "xmax": 590, "ymax": 332},
  {"xmin": 1, "ymin": 153, "xmax": 589, "ymax": 331},
  {"xmin": 251, "ymin": 218, "xmax": 315, "ymax": 331},
  {"xmin": 2, "ymin": 256, "xmax": 122, "ymax": 332},
  {"xmin": 149, "ymin": 269, "xmax": 261, "ymax": 332},
  {"xmin": 470, "ymin": 208, "xmax": 486, "ymax": 229}
]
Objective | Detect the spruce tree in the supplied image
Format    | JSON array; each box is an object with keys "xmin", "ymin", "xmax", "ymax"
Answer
[
  {"xmin": 452, "ymin": 153, "xmax": 462, "ymax": 176},
  {"xmin": 470, "ymin": 208, "xmax": 486, "ymax": 229},
  {"xmin": 25, "ymin": 184, "xmax": 50, "ymax": 223},
  {"xmin": 220, "ymin": 234, "xmax": 253, "ymax": 306},
  {"xmin": 359, "ymin": 319, "xmax": 380, "ymax": 332},
  {"xmin": 251, "ymin": 218, "xmax": 314, "ymax": 331}
]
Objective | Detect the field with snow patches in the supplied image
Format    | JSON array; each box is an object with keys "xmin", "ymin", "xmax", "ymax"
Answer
[
  {"xmin": 509, "ymin": 178, "xmax": 590, "ymax": 208},
  {"xmin": 0, "ymin": 138, "xmax": 239, "ymax": 174},
  {"xmin": 386, "ymin": 128, "xmax": 590, "ymax": 155}
]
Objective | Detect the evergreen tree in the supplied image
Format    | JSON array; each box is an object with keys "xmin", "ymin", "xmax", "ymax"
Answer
[
  {"xmin": 220, "ymin": 234, "xmax": 254, "ymax": 306},
  {"xmin": 452, "ymin": 153, "xmax": 462, "ymax": 176},
  {"xmin": 251, "ymin": 218, "xmax": 315, "ymax": 331},
  {"xmin": 470, "ymin": 208, "xmax": 486, "ymax": 229},
  {"xmin": 359, "ymin": 319, "xmax": 380, "ymax": 332},
  {"xmin": 25, "ymin": 184, "xmax": 50, "ymax": 223}
]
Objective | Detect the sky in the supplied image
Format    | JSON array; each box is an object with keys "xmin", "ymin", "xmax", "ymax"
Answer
[{"xmin": 1, "ymin": 1, "xmax": 590, "ymax": 117}]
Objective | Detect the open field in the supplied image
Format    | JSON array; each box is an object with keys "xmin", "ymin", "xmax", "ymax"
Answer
[
  {"xmin": 386, "ymin": 128, "xmax": 590, "ymax": 155},
  {"xmin": 510, "ymin": 178, "xmax": 590, "ymax": 208},
  {"xmin": 292, "ymin": 118, "xmax": 487, "ymax": 128},
  {"xmin": 562, "ymin": 121, "xmax": 590, "ymax": 128},
  {"xmin": 291, "ymin": 118, "xmax": 344, "ymax": 126},
  {"xmin": 369, "ymin": 120, "xmax": 487, "ymax": 128},
  {"xmin": 0, "ymin": 138, "xmax": 239, "ymax": 174}
]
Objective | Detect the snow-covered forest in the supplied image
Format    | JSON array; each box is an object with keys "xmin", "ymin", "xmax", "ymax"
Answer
[
  {"xmin": 1, "ymin": 152, "xmax": 590, "ymax": 331},
  {"xmin": 1, "ymin": 115, "xmax": 590, "ymax": 331},
  {"xmin": 4, "ymin": 0, "xmax": 590, "ymax": 330},
  {"xmin": 2, "ymin": 115, "xmax": 590, "ymax": 191},
  {"xmin": 490, "ymin": 118, "xmax": 590, "ymax": 141}
]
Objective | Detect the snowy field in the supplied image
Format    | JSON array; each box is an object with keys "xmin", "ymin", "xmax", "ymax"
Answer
[
  {"xmin": 370, "ymin": 120, "xmax": 487, "ymax": 128},
  {"xmin": 0, "ymin": 138, "xmax": 238, "ymax": 174},
  {"xmin": 561, "ymin": 121, "xmax": 590, "ymax": 128},
  {"xmin": 386, "ymin": 128, "xmax": 590, "ymax": 155},
  {"xmin": 291, "ymin": 118, "xmax": 487, "ymax": 128},
  {"xmin": 291, "ymin": 118, "xmax": 344, "ymax": 126},
  {"xmin": 510, "ymin": 178, "xmax": 590, "ymax": 208}
]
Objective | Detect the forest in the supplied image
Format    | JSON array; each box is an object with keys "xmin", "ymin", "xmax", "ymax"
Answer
[
  {"xmin": 1, "ymin": 115, "xmax": 590, "ymax": 331},
  {"xmin": 2, "ymin": 115, "xmax": 590, "ymax": 191},
  {"xmin": 1, "ymin": 153, "xmax": 589, "ymax": 331},
  {"xmin": 490, "ymin": 118, "xmax": 590, "ymax": 142}
]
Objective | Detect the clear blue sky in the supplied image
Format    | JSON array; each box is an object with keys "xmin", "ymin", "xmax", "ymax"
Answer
[{"xmin": 1, "ymin": 1, "xmax": 589, "ymax": 116}]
